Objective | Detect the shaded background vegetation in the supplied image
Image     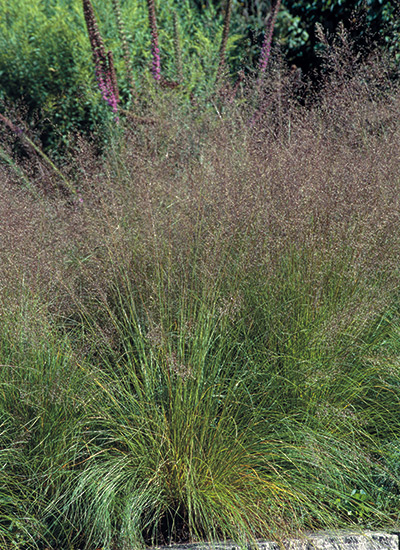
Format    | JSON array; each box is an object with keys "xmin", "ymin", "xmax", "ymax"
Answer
[
  {"xmin": 216, "ymin": 0, "xmax": 400, "ymax": 71},
  {"xmin": 0, "ymin": 0, "xmax": 399, "ymax": 152}
]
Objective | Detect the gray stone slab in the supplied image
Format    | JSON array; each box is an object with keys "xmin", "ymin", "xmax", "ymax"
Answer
[{"xmin": 151, "ymin": 532, "xmax": 399, "ymax": 550}]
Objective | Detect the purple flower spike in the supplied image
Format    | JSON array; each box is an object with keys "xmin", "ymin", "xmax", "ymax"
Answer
[
  {"xmin": 151, "ymin": 41, "xmax": 161, "ymax": 81},
  {"xmin": 147, "ymin": 0, "xmax": 162, "ymax": 82},
  {"xmin": 82, "ymin": 0, "xmax": 120, "ymax": 119},
  {"xmin": 258, "ymin": 0, "xmax": 282, "ymax": 80}
]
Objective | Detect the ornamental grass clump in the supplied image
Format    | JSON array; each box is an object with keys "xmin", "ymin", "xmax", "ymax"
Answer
[
  {"xmin": 0, "ymin": 283, "xmax": 95, "ymax": 548},
  {"xmin": 1, "ymin": 30, "xmax": 400, "ymax": 549},
  {"xmin": 45, "ymin": 49, "xmax": 400, "ymax": 545}
]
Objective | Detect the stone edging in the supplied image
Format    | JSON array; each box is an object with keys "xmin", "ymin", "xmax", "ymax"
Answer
[{"xmin": 152, "ymin": 532, "xmax": 399, "ymax": 550}]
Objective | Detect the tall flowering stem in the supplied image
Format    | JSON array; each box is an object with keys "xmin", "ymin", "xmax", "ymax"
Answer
[
  {"xmin": 250, "ymin": 0, "xmax": 282, "ymax": 127},
  {"xmin": 173, "ymin": 11, "xmax": 183, "ymax": 83},
  {"xmin": 0, "ymin": 113, "xmax": 77, "ymax": 195},
  {"xmin": 107, "ymin": 50, "xmax": 119, "ymax": 109},
  {"xmin": 217, "ymin": 0, "xmax": 233, "ymax": 82},
  {"xmin": 146, "ymin": 0, "xmax": 161, "ymax": 82},
  {"xmin": 82, "ymin": 0, "xmax": 119, "ymax": 116},
  {"xmin": 111, "ymin": 0, "xmax": 137, "ymax": 100},
  {"xmin": 257, "ymin": 0, "xmax": 282, "ymax": 84}
]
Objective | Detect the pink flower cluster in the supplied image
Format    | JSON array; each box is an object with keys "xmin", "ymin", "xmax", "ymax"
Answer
[
  {"xmin": 147, "ymin": 0, "xmax": 161, "ymax": 82},
  {"xmin": 151, "ymin": 36, "xmax": 161, "ymax": 82},
  {"xmin": 83, "ymin": 0, "xmax": 119, "ymax": 119},
  {"xmin": 95, "ymin": 51, "xmax": 119, "ymax": 116},
  {"xmin": 258, "ymin": 0, "xmax": 282, "ymax": 78}
]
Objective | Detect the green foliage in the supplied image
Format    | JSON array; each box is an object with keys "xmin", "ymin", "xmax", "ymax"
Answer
[
  {"xmin": 333, "ymin": 489, "xmax": 375, "ymax": 520},
  {"xmin": 0, "ymin": 0, "xmax": 225, "ymax": 151},
  {"xmin": 221, "ymin": 0, "xmax": 400, "ymax": 72},
  {"xmin": 1, "ymin": 0, "xmax": 396, "ymax": 153},
  {"xmin": 283, "ymin": 0, "xmax": 400, "ymax": 67},
  {"xmin": 0, "ymin": 291, "xmax": 93, "ymax": 548},
  {"xmin": 0, "ymin": 0, "xmax": 104, "ymax": 150}
]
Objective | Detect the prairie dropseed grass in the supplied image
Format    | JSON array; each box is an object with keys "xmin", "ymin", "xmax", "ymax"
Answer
[{"xmin": 1, "ymin": 22, "xmax": 400, "ymax": 549}]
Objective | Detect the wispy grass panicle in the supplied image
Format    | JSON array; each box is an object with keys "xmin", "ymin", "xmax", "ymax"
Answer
[{"xmin": 0, "ymin": 112, "xmax": 77, "ymax": 195}]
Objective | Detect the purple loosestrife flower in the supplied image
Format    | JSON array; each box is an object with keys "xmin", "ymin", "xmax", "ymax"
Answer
[
  {"xmin": 146, "ymin": 0, "xmax": 161, "ymax": 82},
  {"xmin": 82, "ymin": 0, "xmax": 120, "ymax": 118},
  {"xmin": 111, "ymin": 0, "xmax": 137, "ymax": 99},
  {"xmin": 258, "ymin": 0, "xmax": 282, "ymax": 80},
  {"xmin": 217, "ymin": 0, "xmax": 233, "ymax": 82},
  {"xmin": 96, "ymin": 71, "xmax": 118, "ymax": 113},
  {"xmin": 107, "ymin": 50, "xmax": 120, "ymax": 114},
  {"xmin": 151, "ymin": 38, "xmax": 161, "ymax": 81},
  {"xmin": 83, "ymin": 0, "xmax": 107, "ymax": 71},
  {"xmin": 250, "ymin": 0, "xmax": 282, "ymax": 126}
]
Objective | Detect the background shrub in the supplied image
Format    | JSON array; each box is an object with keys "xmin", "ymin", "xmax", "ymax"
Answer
[
  {"xmin": 2, "ymin": 0, "xmax": 398, "ymax": 154},
  {"xmin": 0, "ymin": 0, "xmax": 226, "ymax": 151}
]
